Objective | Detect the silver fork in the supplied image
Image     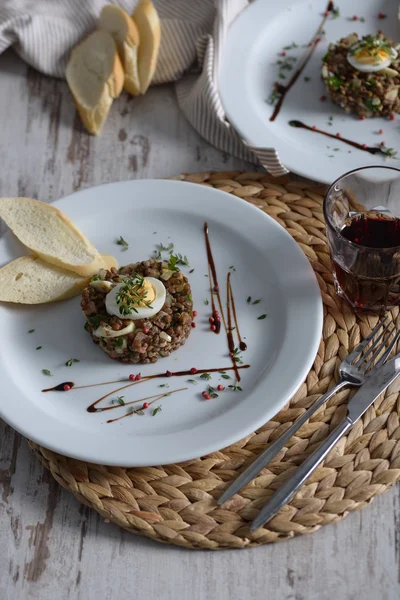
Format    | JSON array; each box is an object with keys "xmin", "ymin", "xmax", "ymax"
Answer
[{"xmin": 218, "ymin": 317, "xmax": 400, "ymax": 506}]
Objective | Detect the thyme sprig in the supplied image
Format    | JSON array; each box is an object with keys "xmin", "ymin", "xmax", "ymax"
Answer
[{"xmin": 116, "ymin": 274, "xmax": 153, "ymax": 316}]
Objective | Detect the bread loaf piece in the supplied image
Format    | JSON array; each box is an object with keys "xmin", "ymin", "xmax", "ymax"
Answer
[
  {"xmin": 0, "ymin": 197, "xmax": 114, "ymax": 277},
  {"xmin": 66, "ymin": 30, "xmax": 124, "ymax": 135},
  {"xmin": 98, "ymin": 5, "xmax": 141, "ymax": 96}
]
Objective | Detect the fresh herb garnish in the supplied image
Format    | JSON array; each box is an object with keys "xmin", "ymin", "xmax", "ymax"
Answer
[
  {"xmin": 187, "ymin": 379, "xmax": 197, "ymax": 384},
  {"xmin": 42, "ymin": 369, "xmax": 52, "ymax": 376},
  {"xmin": 189, "ymin": 269, "xmax": 194, "ymax": 273},
  {"xmin": 132, "ymin": 408, "xmax": 145, "ymax": 415},
  {"xmin": 200, "ymin": 373, "xmax": 212, "ymax": 380},
  {"xmin": 229, "ymin": 265, "xmax": 236, "ymax": 271},
  {"xmin": 258, "ymin": 314, "xmax": 268, "ymax": 320},
  {"xmin": 152, "ymin": 405, "xmax": 162, "ymax": 416},
  {"xmin": 117, "ymin": 236, "xmax": 129, "ymax": 251},
  {"xmin": 276, "ymin": 55, "xmax": 297, "ymax": 80},
  {"xmin": 379, "ymin": 143, "xmax": 398, "ymax": 158},
  {"xmin": 91, "ymin": 274, "xmax": 103, "ymax": 281},
  {"xmin": 304, "ymin": 76, "xmax": 311, "ymax": 82},
  {"xmin": 221, "ymin": 374, "xmax": 231, "ymax": 380},
  {"xmin": 112, "ymin": 396, "xmax": 125, "ymax": 405},
  {"xmin": 116, "ymin": 274, "xmax": 153, "ymax": 316},
  {"xmin": 268, "ymin": 89, "xmax": 282, "ymax": 105},
  {"xmin": 36, "ymin": 346, "xmax": 42, "ymax": 350},
  {"xmin": 283, "ymin": 42, "xmax": 298, "ymax": 50},
  {"xmin": 330, "ymin": 7, "xmax": 340, "ymax": 18},
  {"xmin": 252, "ymin": 299, "xmax": 261, "ymax": 305},
  {"xmin": 155, "ymin": 242, "xmax": 174, "ymax": 259},
  {"xmin": 232, "ymin": 348, "xmax": 243, "ymax": 364},
  {"xmin": 327, "ymin": 75, "xmax": 344, "ymax": 89},
  {"xmin": 204, "ymin": 298, "xmax": 209, "ymax": 305},
  {"xmin": 159, "ymin": 383, "xmax": 169, "ymax": 388},
  {"xmin": 88, "ymin": 315, "xmax": 105, "ymax": 328},
  {"xmin": 247, "ymin": 296, "xmax": 252, "ymax": 304},
  {"xmin": 114, "ymin": 338, "xmax": 124, "ymax": 348},
  {"xmin": 65, "ymin": 357, "xmax": 80, "ymax": 367},
  {"xmin": 28, "ymin": 329, "xmax": 35, "ymax": 334},
  {"xmin": 229, "ymin": 384, "xmax": 243, "ymax": 392},
  {"xmin": 207, "ymin": 385, "xmax": 219, "ymax": 399}
]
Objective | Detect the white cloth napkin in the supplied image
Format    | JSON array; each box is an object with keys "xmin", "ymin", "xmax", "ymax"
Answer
[{"xmin": 0, "ymin": 0, "xmax": 288, "ymax": 176}]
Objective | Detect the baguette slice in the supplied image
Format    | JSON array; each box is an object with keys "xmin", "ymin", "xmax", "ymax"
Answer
[
  {"xmin": 132, "ymin": 0, "xmax": 161, "ymax": 94},
  {"xmin": 98, "ymin": 5, "xmax": 141, "ymax": 96},
  {"xmin": 0, "ymin": 197, "xmax": 111, "ymax": 277},
  {"xmin": 66, "ymin": 30, "xmax": 124, "ymax": 135},
  {"xmin": 0, "ymin": 254, "xmax": 117, "ymax": 304}
]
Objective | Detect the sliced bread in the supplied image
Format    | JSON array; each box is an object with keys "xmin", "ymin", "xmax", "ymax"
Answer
[
  {"xmin": 0, "ymin": 197, "xmax": 111, "ymax": 277},
  {"xmin": 66, "ymin": 30, "xmax": 124, "ymax": 135},
  {"xmin": 98, "ymin": 5, "xmax": 141, "ymax": 96},
  {"xmin": 0, "ymin": 254, "xmax": 118, "ymax": 304},
  {"xmin": 132, "ymin": 0, "xmax": 161, "ymax": 94}
]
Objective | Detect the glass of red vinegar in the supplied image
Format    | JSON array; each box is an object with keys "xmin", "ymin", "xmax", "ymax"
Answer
[{"xmin": 324, "ymin": 166, "xmax": 400, "ymax": 313}]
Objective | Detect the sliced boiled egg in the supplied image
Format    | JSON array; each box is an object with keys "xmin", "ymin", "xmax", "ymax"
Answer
[
  {"xmin": 347, "ymin": 40, "xmax": 397, "ymax": 73},
  {"xmin": 105, "ymin": 276, "xmax": 166, "ymax": 320}
]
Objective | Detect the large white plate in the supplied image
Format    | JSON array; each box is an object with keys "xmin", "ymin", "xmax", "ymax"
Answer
[
  {"xmin": 0, "ymin": 180, "xmax": 322, "ymax": 466},
  {"xmin": 219, "ymin": 0, "xmax": 399, "ymax": 184}
]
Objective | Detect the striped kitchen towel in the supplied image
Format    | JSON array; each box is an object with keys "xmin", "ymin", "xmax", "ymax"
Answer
[{"xmin": 0, "ymin": 0, "xmax": 288, "ymax": 176}]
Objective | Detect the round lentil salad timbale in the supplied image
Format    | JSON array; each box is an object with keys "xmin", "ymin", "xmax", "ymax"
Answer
[
  {"xmin": 321, "ymin": 32, "xmax": 400, "ymax": 118},
  {"xmin": 81, "ymin": 259, "xmax": 193, "ymax": 364}
]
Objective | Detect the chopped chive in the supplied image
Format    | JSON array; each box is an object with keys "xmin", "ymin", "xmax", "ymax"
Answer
[{"xmin": 258, "ymin": 314, "xmax": 268, "ymax": 320}]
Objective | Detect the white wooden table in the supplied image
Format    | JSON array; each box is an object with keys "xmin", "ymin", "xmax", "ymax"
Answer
[{"xmin": 0, "ymin": 50, "xmax": 399, "ymax": 600}]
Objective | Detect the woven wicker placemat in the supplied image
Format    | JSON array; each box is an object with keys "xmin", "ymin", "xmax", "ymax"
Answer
[{"xmin": 29, "ymin": 171, "xmax": 400, "ymax": 549}]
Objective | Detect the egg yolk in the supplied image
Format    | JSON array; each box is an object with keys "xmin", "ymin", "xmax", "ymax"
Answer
[
  {"xmin": 354, "ymin": 48, "xmax": 390, "ymax": 65},
  {"xmin": 130, "ymin": 278, "xmax": 156, "ymax": 307}
]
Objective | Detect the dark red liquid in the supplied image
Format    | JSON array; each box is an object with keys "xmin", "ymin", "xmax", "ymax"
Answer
[
  {"xmin": 332, "ymin": 213, "xmax": 400, "ymax": 312},
  {"xmin": 340, "ymin": 214, "xmax": 400, "ymax": 248}
]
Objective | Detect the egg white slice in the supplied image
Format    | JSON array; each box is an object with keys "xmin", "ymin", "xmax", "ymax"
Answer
[
  {"xmin": 347, "ymin": 47, "xmax": 398, "ymax": 73},
  {"xmin": 105, "ymin": 277, "xmax": 166, "ymax": 320}
]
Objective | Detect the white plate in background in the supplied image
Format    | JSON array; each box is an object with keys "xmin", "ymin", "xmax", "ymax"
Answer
[{"xmin": 219, "ymin": 0, "xmax": 399, "ymax": 184}]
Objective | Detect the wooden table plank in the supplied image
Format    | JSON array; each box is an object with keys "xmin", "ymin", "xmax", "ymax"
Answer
[{"xmin": 0, "ymin": 49, "xmax": 399, "ymax": 600}]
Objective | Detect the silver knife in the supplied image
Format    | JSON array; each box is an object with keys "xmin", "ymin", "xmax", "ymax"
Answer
[{"xmin": 248, "ymin": 355, "xmax": 400, "ymax": 532}]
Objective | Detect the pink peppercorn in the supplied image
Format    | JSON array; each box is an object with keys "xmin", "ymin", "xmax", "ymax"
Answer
[
  {"xmin": 202, "ymin": 391, "xmax": 211, "ymax": 400},
  {"xmin": 210, "ymin": 325, "xmax": 216, "ymax": 331},
  {"xmin": 191, "ymin": 322, "xmax": 196, "ymax": 328},
  {"xmin": 166, "ymin": 370, "xmax": 172, "ymax": 377},
  {"xmin": 190, "ymin": 367, "xmax": 198, "ymax": 374},
  {"xmin": 129, "ymin": 374, "xmax": 135, "ymax": 381},
  {"xmin": 143, "ymin": 402, "xmax": 149, "ymax": 409},
  {"xmin": 192, "ymin": 310, "xmax": 197, "ymax": 317},
  {"xmin": 63, "ymin": 384, "xmax": 71, "ymax": 391},
  {"xmin": 217, "ymin": 385, "xmax": 224, "ymax": 391},
  {"xmin": 135, "ymin": 374, "xmax": 141, "ymax": 381}
]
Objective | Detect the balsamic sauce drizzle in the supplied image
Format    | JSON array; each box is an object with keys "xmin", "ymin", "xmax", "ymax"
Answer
[
  {"xmin": 227, "ymin": 272, "xmax": 247, "ymax": 352},
  {"xmin": 289, "ymin": 120, "xmax": 383, "ymax": 154},
  {"xmin": 106, "ymin": 388, "xmax": 187, "ymax": 423},
  {"xmin": 270, "ymin": 0, "xmax": 334, "ymax": 121},
  {"xmin": 204, "ymin": 223, "xmax": 248, "ymax": 381},
  {"xmin": 42, "ymin": 365, "xmax": 250, "ymax": 416},
  {"xmin": 42, "ymin": 381, "xmax": 75, "ymax": 392}
]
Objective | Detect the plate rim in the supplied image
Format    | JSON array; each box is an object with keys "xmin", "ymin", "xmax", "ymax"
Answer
[{"xmin": 0, "ymin": 178, "xmax": 323, "ymax": 466}]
